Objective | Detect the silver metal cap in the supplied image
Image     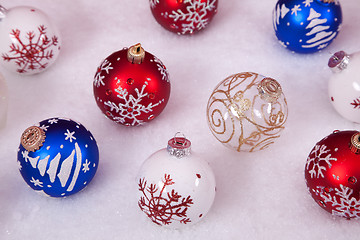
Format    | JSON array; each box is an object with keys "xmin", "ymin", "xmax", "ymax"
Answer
[
  {"xmin": 328, "ymin": 51, "xmax": 350, "ymax": 73},
  {"xmin": 167, "ymin": 133, "xmax": 191, "ymax": 158}
]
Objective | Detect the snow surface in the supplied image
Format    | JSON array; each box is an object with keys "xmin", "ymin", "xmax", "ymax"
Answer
[{"xmin": 0, "ymin": 0, "xmax": 360, "ymax": 239}]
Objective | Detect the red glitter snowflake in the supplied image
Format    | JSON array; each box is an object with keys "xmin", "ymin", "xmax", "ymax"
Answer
[
  {"xmin": 351, "ymin": 98, "xmax": 360, "ymax": 109},
  {"xmin": 2, "ymin": 25, "xmax": 59, "ymax": 73},
  {"xmin": 138, "ymin": 174, "xmax": 193, "ymax": 225}
]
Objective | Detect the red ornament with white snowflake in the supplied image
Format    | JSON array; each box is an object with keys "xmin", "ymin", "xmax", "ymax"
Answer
[
  {"xmin": 0, "ymin": 5, "xmax": 61, "ymax": 74},
  {"xmin": 305, "ymin": 130, "xmax": 360, "ymax": 219},
  {"xmin": 149, "ymin": 0, "xmax": 218, "ymax": 35},
  {"xmin": 137, "ymin": 133, "xmax": 216, "ymax": 228},
  {"xmin": 93, "ymin": 43, "xmax": 170, "ymax": 126}
]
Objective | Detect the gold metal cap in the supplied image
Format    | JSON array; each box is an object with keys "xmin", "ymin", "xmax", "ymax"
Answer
[
  {"xmin": 20, "ymin": 126, "xmax": 46, "ymax": 152},
  {"xmin": 350, "ymin": 132, "xmax": 360, "ymax": 154},
  {"xmin": 258, "ymin": 78, "xmax": 282, "ymax": 103},
  {"xmin": 321, "ymin": 0, "xmax": 336, "ymax": 3},
  {"xmin": 127, "ymin": 43, "xmax": 145, "ymax": 64}
]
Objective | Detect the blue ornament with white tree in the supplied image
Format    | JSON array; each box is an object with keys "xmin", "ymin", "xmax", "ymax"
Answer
[
  {"xmin": 17, "ymin": 118, "xmax": 99, "ymax": 197},
  {"xmin": 273, "ymin": 0, "xmax": 342, "ymax": 54}
]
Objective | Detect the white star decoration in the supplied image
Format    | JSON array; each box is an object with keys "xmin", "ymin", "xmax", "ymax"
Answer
[
  {"xmin": 64, "ymin": 129, "xmax": 76, "ymax": 142},
  {"xmin": 303, "ymin": 0, "xmax": 313, "ymax": 7},
  {"xmin": 291, "ymin": 5, "xmax": 302, "ymax": 16},
  {"xmin": 48, "ymin": 118, "xmax": 58, "ymax": 124},
  {"xmin": 82, "ymin": 159, "xmax": 90, "ymax": 173},
  {"xmin": 30, "ymin": 177, "xmax": 43, "ymax": 187}
]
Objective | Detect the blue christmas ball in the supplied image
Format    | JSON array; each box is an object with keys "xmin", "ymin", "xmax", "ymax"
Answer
[
  {"xmin": 17, "ymin": 118, "xmax": 99, "ymax": 197},
  {"xmin": 273, "ymin": 0, "xmax": 342, "ymax": 53}
]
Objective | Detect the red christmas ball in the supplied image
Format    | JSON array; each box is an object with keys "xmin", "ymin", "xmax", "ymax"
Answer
[
  {"xmin": 149, "ymin": 0, "xmax": 218, "ymax": 35},
  {"xmin": 93, "ymin": 44, "xmax": 170, "ymax": 126},
  {"xmin": 305, "ymin": 130, "xmax": 360, "ymax": 219}
]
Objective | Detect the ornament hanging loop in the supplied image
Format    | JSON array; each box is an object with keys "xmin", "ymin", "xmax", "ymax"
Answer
[
  {"xmin": 127, "ymin": 43, "xmax": 145, "ymax": 64},
  {"xmin": 167, "ymin": 132, "xmax": 191, "ymax": 158},
  {"xmin": 0, "ymin": 5, "xmax": 7, "ymax": 20}
]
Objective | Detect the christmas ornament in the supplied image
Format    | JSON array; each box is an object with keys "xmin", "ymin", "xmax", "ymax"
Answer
[
  {"xmin": 305, "ymin": 130, "xmax": 360, "ymax": 219},
  {"xmin": 0, "ymin": 72, "xmax": 7, "ymax": 128},
  {"xmin": 328, "ymin": 50, "xmax": 360, "ymax": 123},
  {"xmin": 17, "ymin": 118, "xmax": 99, "ymax": 197},
  {"xmin": 93, "ymin": 43, "xmax": 170, "ymax": 126},
  {"xmin": 273, "ymin": 0, "xmax": 342, "ymax": 53},
  {"xmin": 0, "ymin": 5, "xmax": 61, "ymax": 74},
  {"xmin": 207, "ymin": 72, "xmax": 288, "ymax": 152},
  {"xmin": 137, "ymin": 133, "xmax": 216, "ymax": 228},
  {"xmin": 149, "ymin": 0, "xmax": 218, "ymax": 35}
]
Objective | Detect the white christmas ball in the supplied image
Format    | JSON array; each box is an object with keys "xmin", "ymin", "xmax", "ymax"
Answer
[
  {"xmin": 136, "ymin": 135, "xmax": 216, "ymax": 228},
  {"xmin": 328, "ymin": 51, "xmax": 360, "ymax": 123},
  {"xmin": 0, "ymin": 72, "xmax": 7, "ymax": 128},
  {"xmin": 0, "ymin": 6, "xmax": 61, "ymax": 75}
]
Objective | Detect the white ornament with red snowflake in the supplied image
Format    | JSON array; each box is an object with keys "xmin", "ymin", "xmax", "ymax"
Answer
[
  {"xmin": 137, "ymin": 134, "xmax": 216, "ymax": 228},
  {"xmin": 328, "ymin": 51, "xmax": 360, "ymax": 123},
  {"xmin": 0, "ymin": 6, "xmax": 61, "ymax": 75}
]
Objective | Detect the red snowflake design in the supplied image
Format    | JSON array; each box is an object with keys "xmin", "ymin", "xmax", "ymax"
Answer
[
  {"xmin": 138, "ymin": 174, "xmax": 193, "ymax": 225},
  {"xmin": 351, "ymin": 98, "xmax": 360, "ymax": 109},
  {"xmin": 2, "ymin": 25, "xmax": 59, "ymax": 73}
]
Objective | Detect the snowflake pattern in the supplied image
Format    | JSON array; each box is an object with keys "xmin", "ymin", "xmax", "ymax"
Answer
[
  {"xmin": 138, "ymin": 174, "xmax": 193, "ymax": 225},
  {"xmin": 303, "ymin": 0, "xmax": 313, "ymax": 7},
  {"xmin": 351, "ymin": 98, "xmax": 360, "ymax": 109},
  {"xmin": 150, "ymin": 56, "xmax": 169, "ymax": 82},
  {"xmin": 166, "ymin": 0, "xmax": 217, "ymax": 35},
  {"xmin": 48, "ymin": 118, "xmax": 58, "ymax": 124},
  {"xmin": 104, "ymin": 80, "xmax": 164, "ymax": 126},
  {"xmin": 94, "ymin": 59, "xmax": 113, "ymax": 88},
  {"xmin": 30, "ymin": 177, "xmax": 43, "ymax": 187},
  {"xmin": 82, "ymin": 159, "xmax": 90, "ymax": 173},
  {"xmin": 149, "ymin": 0, "xmax": 159, "ymax": 9},
  {"xmin": 291, "ymin": 4, "xmax": 301, "ymax": 16},
  {"xmin": 319, "ymin": 185, "xmax": 360, "ymax": 219},
  {"xmin": 306, "ymin": 144, "xmax": 337, "ymax": 178},
  {"xmin": 64, "ymin": 129, "xmax": 76, "ymax": 142},
  {"xmin": 2, "ymin": 25, "xmax": 59, "ymax": 73}
]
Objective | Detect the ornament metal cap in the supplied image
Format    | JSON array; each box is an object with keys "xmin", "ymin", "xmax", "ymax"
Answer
[
  {"xmin": 321, "ymin": 0, "xmax": 336, "ymax": 3},
  {"xmin": 167, "ymin": 132, "xmax": 191, "ymax": 158},
  {"xmin": 20, "ymin": 126, "xmax": 46, "ymax": 152},
  {"xmin": 258, "ymin": 78, "xmax": 282, "ymax": 103},
  {"xmin": 350, "ymin": 132, "xmax": 360, "ymax": 154},
  {"xmin": 328, "ymin": 51, "xmax": 350, "ymax": 73},
  {"xmin": 127, "ymin": 43, "xmax": 145, "ymax": 64}
]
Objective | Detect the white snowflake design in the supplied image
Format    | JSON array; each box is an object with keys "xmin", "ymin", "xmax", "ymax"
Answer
[
  {"xmin": 94, "ymin": 59, "xmax": 113, "ymax": 88},
  {"xmin": 30, "ymin": 177, "xmax": 43, "ymax": 187},
  {"xmin": 150, "ymin": 56, "xmax": 169, "ymax": 82},
  {"xmin": 303, "ymin": 0, "xmax": 313, "ymax": 7},
  {"xmin": 166, "ymin": 0, "xmax": 217, "ymax": 35},
  {"xmin": 306, "ymin": 144, "xmax": 337, "ymax": 178},
  {"xmin": 64, "ymin": 129, "xmax": 76, "ymax": 142},
  {"xmin": 291, "ymin": 4, "xmax": 301, "ymax": 16},
  {"xmin": 149, "ymin": 0, "xmax": 159, "ymax": 9},
  {"xmin": 82, "ymin": 159, "xmax": 90, "ymax": 173},
  {"xmin": 104, "ymin": 80, "xmax": 164, "ymax": 126},
  {"xmin": 319, "ymin": 185, "xmax": 360, "ymax": 219},
  {"xmin": 48, "ymin": 118, "xmax": 58, "ymax": 124}
]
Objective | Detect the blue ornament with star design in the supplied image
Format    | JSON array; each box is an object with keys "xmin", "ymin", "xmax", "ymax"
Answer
[
  {"xmin": 17, "ymin": 118, "xmax": 99, "ymax": 197},
  {"xmin": 273, "ymin": 0, "xmax": 342, "ymax": 53}
]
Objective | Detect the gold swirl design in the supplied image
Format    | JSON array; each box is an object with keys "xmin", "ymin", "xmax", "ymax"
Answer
[{"xmin": 206, "ymin": 72, "xmax": 288, "ymax": 152}]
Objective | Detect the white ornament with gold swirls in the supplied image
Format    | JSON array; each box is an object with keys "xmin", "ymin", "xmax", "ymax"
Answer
[{"xmin": 206, "ymin": 72, "xmax": 288, "ymax": 152}]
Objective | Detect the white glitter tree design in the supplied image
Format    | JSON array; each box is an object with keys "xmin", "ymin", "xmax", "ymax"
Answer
[
  {"xmin": 94, "ymin": 59, "xmax": 113, "ymax": 88},
  {"xmin": 320, "ymin": 185, "xmax": 360, "ymax": 219},
  {"xmin": 167, "ymin": 0, "xmax": 217, "ymax": 34},
  {"xmin": 306, "ymin": 144, "xmax": 337, "ymax": 178},
  {"xmin": 104, "ymin": 81, "xmax": 164, "ymax": 126},
  {"xmin": 150, "ymin": 56, "xmax": 169, "ymax": 82}
]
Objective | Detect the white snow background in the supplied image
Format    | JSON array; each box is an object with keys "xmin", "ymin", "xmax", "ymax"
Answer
[{"xmin": 0, "ymin": 0, "xmax": 360, "ymax": 239}]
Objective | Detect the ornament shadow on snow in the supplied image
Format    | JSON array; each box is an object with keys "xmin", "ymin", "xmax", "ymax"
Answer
[
  {"xmin": 206, "ymin": 72, "xmax": 288, "ymax": 152},
  {"xmin": 17, "ymin": 118, "xmax": 99, "ymax": 197},
  {"xmin": 137, "ymin": 133, "xmax": 216, "ymax": 228},
  {"xmin": 273, "ymin": 0, "xmax": 342, "ymax": 54},
  {"xmin": 0, "ymin": 5, "xmax": 61, "ymax": 74},
  {"xmin": 305, "ymin": 130, "xmax": 360, "ymax": 219},
  {"xmin": 149, "ymin": 0, "xmax": 218, "ymax": 35},
  {"xmin": 93, "ymin": 43, "xmax": 170, "ymax": 126},
  {"xmin": 328, "ymin": 50, "xmax": 360, "ymax": 123}
]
